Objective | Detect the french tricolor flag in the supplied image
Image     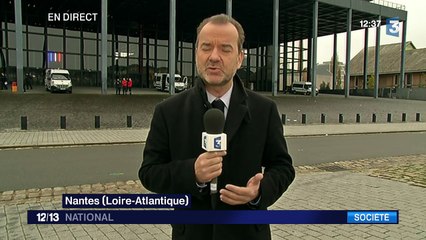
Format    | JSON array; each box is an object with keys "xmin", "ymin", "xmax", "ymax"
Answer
[{"xmin": 48, "ymin": 51, "xmax": 62, "ymax": 63}]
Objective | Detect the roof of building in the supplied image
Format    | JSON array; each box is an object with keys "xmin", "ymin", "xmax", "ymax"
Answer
[
  {"xmin": 350, "ymin": 41, "xmax": 426, "ymax": 76},
  {"xmin": 0, "ymin": 0, "xmax": 407, "ymax": 46}
]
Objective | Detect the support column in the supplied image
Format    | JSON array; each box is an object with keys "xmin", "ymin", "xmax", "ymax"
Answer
[
  {"xmin": 291, "ymin": 41, "xmax": 295, "ymax": 84},
  {"xmin": 168, "ymin": 0, "xmax": 176, "ymax": 94},
  {"xmin": 154, "ymin": 31, "xmax": 158, "ymax": 74},
  {"xmin": 344, "ymin": 8, "xmax": 352, "ymax": 98},
  {"xmin": 111, "ymin": 22, "xmax": 115, "ymax": 79},
  {"xmin": 80, "ymin": 28, "xmax": 84, "ymax": 83},
  {"xmin": 126, "ymin": 31, "xmax": 130, "ymax": 77},
  {"xmin": 272, "ymin": 0, "xmax": 279, "ymax": 96},
  {"xmin": 14, "ymin": 0, "xmax": 24, "ymax": 93},
  {"xmin": 0, "ymin": 15, "xmax": 6, "ymax": 73},
  {"xmin": 399, "ymin": 20, "xmax": 407, "ymax": 88},
  {"xmin": 311, "ymin": 0, "xmax": 318, "ymax": 97},
  {"xmin": 3, "ymin": 13, "xmax": 10, "ymax": 72},
  {"xmin": 283, "ymin": 40, "xmax": 288, "ymax": 93},
  {"xmin": 332, "ymin": 33, "xmax": 337, "ymax": 90},
  {"xmin": 226, "ymin": 0, "xmax": 232, "ymax": 17},
  {"xmin": 374, "ymin": 16, "xmax": 381, "ymax": 98},
  {"xmin": 298, "ymin": 40, "xmax": 303, "ymax": 82},
  {"xmin": 96, "ymin": 26, "xmax": 99, "ymax": 85},
  {"xmin": 363, "ymin": 28, "xmax": 369, "ymax": 89},
  {"xmin": 25, "ymin": 20, "xmax": 29, "ymax": 69},
  {"xmin": 145, "ymin": 34, "xmax": 150, "ymax": 88},
  {"xmin": 42, "ymin": 25, "xmax": 47, "ymax": 70},
  {"xmin": 180, "ymin": 40, "xmax": 183, "ymax": 75},
  {"xmin": 63, "ymin": 25, "xmax": 67, "ymax": 69},
  {"xmin": 307, "ymin": 37, "xmax": 312, "ymax": 84},
  {"xmin": 101, "ymin": 0, "xmax": 108, "ymax": 94}
]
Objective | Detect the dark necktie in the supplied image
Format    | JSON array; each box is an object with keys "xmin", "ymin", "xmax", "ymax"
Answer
[{"xmin": 211, "ymin": 99, "xmax": 225, "ymax": 113}]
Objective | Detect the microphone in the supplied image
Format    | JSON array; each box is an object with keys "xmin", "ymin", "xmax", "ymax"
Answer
[{"xmin": 202, "ymin": 108, "xmax": 227, "ymax": 194}]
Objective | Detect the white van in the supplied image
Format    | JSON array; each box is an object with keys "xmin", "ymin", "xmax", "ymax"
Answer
[
  {"xmin": 291, "ymin": 81, "xmax": 318, "ymax": 95},
  {"xmin": 45, "ymin": 69, "xmax": 72, "ymax": 93},
  {"xmin": 154, "ymin": 73, "xmax": 187, "ymax": 92}
]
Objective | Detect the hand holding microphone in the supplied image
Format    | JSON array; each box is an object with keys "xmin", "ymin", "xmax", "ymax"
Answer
[{"xmin": 194, "ymin": 108, "xmax": 227, "ymax": 194}]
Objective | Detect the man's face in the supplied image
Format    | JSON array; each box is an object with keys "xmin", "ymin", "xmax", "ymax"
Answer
[{"xmin": 196, "ymin": 22, "xmax": 244, "ymax": 87}]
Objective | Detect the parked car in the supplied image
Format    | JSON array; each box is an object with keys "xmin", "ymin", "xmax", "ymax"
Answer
[
  {"xmin": 291, "ymin": 81, "xmax": 318, "ymax": 95},
  {"xmin": 154, "ymin": 73, "xmax": 188, "ymax": 92},
  {"xmin": 45, "ymin": 69, "xmax": 72, "ymax": 93}
]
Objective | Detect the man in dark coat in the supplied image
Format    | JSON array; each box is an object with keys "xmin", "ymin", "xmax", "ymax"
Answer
[{"xmin": 139, "ymin": 14, "xmax": 295, "ymax": 240}]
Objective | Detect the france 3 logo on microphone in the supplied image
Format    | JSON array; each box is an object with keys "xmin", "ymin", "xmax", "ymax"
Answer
[
  {"xmin": 214, "ymin": 137, "xmax": 222, "ymax": 149},
  {"xmin": 386, "ymin": 17, "xmax": 400, "ymax": 37},
  {"xmin": 202, "ymin": 133, "xmax": 227, "ymax": 151}
]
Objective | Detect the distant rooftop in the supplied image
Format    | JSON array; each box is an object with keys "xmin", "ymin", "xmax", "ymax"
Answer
[{"xmin": 350, "ymin": 42, "xmax": 426, "ymax": 76}]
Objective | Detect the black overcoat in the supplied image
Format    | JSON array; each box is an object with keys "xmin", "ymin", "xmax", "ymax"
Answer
[{"xmin": 139, "ymin": 76, "xmax": 295, "ymax": 240}]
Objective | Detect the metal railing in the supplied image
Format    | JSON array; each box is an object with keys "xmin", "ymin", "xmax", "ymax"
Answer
[{"xmin": 371, "ymin": 0, "xmax": 406, "ymax": 10}]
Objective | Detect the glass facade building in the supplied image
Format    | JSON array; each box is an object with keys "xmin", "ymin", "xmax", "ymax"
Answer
[{"xmin": 0, "ymin": 2, "xmax": 291, "ymax": 92}]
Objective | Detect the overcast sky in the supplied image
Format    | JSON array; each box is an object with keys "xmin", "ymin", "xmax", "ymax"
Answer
[{"xmin": 316, "ymin": 0, "xmax": 425, "ymax": 64}]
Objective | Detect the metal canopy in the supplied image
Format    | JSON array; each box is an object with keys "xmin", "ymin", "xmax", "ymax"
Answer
[{"xmin": 1, "ymin": 0, "xmax": 407, "ymax": 46}]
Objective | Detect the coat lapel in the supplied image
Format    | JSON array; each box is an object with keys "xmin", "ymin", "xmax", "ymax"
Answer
[{"xmin": 224, "ymin": 76, "xmax": 250, "ymax": 143}]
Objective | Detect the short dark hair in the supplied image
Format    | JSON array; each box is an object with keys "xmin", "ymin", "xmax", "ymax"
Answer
[{"xmin": 196, "ymin": 14, "xmax": 245, "ymax": 53}]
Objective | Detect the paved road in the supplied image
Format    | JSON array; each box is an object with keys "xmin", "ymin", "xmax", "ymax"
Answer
[
  {"xmin": 287, "ymin": 131, "xmax": 426, "ymax": 165},
  {"xmin": 2, "ymin": 131, "xmax": 426, "ymax": 192},
  {"xmin": 0, "ymin": 144, "xmax": 142, "ymax": 192}
]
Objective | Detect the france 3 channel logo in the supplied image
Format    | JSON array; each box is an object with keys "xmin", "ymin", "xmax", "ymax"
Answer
[
  {"xmin": 386, "ymin": 17, "xmax": 400, "ymax": 37},
  {"xmin": 214, "ymin": 136, "xmax": 222, "ymax": 149}
]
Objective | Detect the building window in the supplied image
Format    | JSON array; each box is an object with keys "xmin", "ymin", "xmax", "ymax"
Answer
[{"xmin": 407, "ymin": 74, "xmax": 413, "ymax": 88}]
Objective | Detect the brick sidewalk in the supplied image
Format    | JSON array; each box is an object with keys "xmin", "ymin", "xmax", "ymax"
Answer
[{"xmin": 1, "ymin": 155, "xmax": 425, "ymax": 239}]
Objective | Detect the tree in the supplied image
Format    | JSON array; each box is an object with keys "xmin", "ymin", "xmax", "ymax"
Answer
[
  {"xmin": 367, "ymin": 75, "xmax": 375, "ymax": 89},
  {"xmin": 330, "ymin": 54, "xmax": 343, "ymax": 89},
  {"xmin": 320, "ymin": 81, "xmax": 331, "ymax": 90}
]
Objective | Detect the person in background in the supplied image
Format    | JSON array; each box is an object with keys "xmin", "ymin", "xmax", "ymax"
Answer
[
  {"xmin": 115, "ymin": 77, "xmax": 122, "ymax": 95},
  {"xmin": 24, "ymin": 73, "xmax": 33, "ymax": 92},
  {"xmin": 139, "ymin": 14, "xmax": 295, "ymax": 240},
  {"xmin": 127, "ymin": 78, "xmax": 133, "ymax": 95},
  {"xmin": 121, "ymin": 77, "xmax": 128, "ymax": 95},
  {"xmin": 0, "ymin": 73, "xmax": 7, "ymax": 90}
]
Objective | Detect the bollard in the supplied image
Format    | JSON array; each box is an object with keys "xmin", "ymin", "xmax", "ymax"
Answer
[
  {"xmin": 356, "ymin": 114, "xmax": 361, "ymax": 123},
  {"xmin": 12, "ymin": 82, "xmax": 17, "ymax": 93},
  {"xmin": 387, "ymin": 113, "xmax": 392, "ymax": 123},
  {"xmin": 302, "ymin": 114, "xmax": 307, "ymax": 124},
  {"xmin": 95, "ymin": 116, "xmax": 100, "ymax": 129},
  {"xmin": 281, "ymin": 114, "xmax": 287, "ymax": 125},
  {"xmin": 339, "ymin": 114, "xmax": 344, "ymax": 123},
  {"xmin": 321, "ymin": 113, "xmax": 326, "ymax": 124},
  {"xmin": 127, "ymin": 115, "xmax": 132, "ymax": 128},
  {"xmin": 402, "ymin": 113, "xmax": 406, "ymax": 122},
  {"xmin": 372, "ymin": 113, "xmax": 377, "ymax": 123},
  {"xmin": 60, "ymin": 116, "xmax": 66, "ymax": 129},
  {"xmin": 416, "ymin": 113, "xmax": 421, "ymax": 122},
  {"xmin": 21, "ymin": 116, "xmax": 27, "ymax": 130}
]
